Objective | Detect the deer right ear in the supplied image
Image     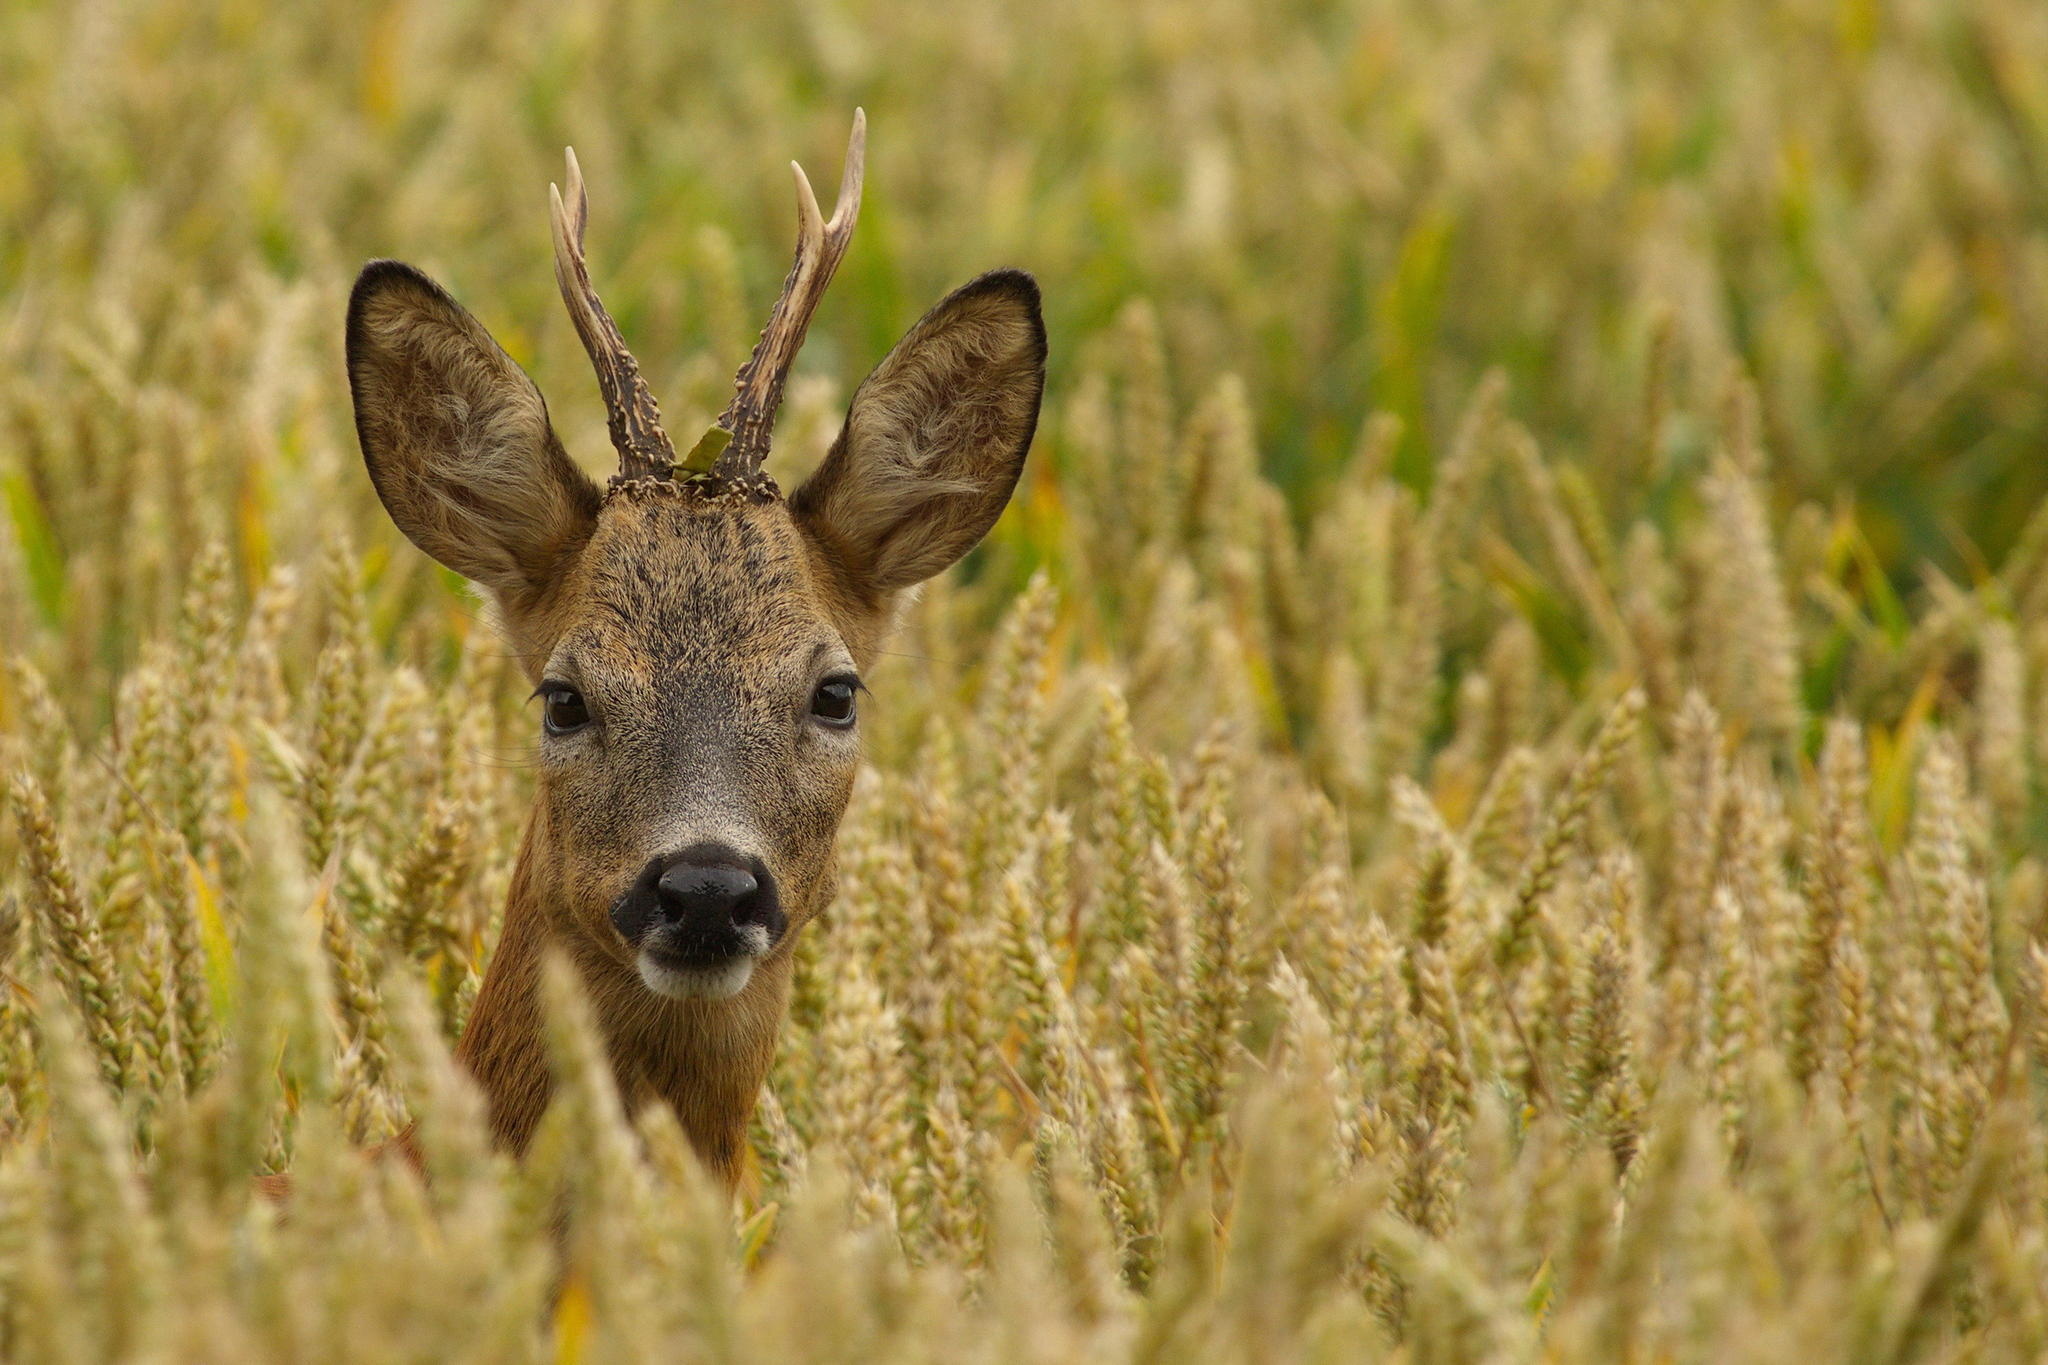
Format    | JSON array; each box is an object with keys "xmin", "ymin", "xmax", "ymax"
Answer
[{"xmin": 346, "ymin": 260, "xmax": 601, "ymax": 617}]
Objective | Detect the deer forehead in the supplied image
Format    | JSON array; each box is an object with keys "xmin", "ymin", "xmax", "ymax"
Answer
[{"xmin": 547, "ymin": 494, "xmax": 847, "ymax": 685}]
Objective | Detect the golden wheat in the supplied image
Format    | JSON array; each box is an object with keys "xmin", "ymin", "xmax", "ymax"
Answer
[{"xmin": 5, "ymin": 0, "xmax": 2048, "ymax": 1359}]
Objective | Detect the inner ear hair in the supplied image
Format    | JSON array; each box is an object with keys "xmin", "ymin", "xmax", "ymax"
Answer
[
  {"xmin": 346, "ymin": 260, "xmax": 602, "ymax": 617},
  {"xmin": 793, "ymin": 269, "xmax": 1046, "ymax": 596}
]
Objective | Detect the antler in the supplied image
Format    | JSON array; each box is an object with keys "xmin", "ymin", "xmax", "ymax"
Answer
[
  {"xmin": 551, "ymin": 149, "xmax": 677, "ymax": 483},
  {"xmin": 714, "ymin": 110, "xmax": 866, "ymax": 480}
]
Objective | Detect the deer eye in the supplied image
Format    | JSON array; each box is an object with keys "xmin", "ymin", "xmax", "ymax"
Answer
[
  {"xmin": 810, "ymin": 676, "xmax": 859, "ymax": 728},
  {"xmin": 540, "ymin": 685, "xmax": 591, "ymax": 736}
]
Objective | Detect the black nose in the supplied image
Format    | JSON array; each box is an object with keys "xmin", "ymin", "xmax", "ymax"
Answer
[
  {"xmin": 655, "ymin": 859, "xmax": 759, "ymax": 928},
  {"xmin": 612, "ymin": 844, "xmax": 785, "ymax": 955}
]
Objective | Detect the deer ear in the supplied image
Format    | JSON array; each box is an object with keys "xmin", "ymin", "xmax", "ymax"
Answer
[
  {"xmin": 347, "ymin": 260, "xmax": 602, "ymax": 617},
  {"xmin": 792, "ymin": 270, "xmax": 1046, "ymax": 596}
]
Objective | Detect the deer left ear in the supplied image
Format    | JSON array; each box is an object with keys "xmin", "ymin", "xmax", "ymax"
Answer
[{"xmin": 792, "ymin": 270, "xmax": 1046, "ymax": 596}]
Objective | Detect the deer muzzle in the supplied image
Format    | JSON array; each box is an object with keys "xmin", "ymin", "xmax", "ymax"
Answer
[{"xmin": 611, "ymin": 843, "xmax": 785, "ymax": 999}]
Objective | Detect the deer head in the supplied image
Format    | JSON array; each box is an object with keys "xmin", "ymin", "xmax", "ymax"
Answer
[{"xmin": 343, "ymin": 114, "xmax": 1045, "ymax": 1175}]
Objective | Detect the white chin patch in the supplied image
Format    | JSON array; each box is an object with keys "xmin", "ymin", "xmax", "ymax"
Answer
[
  {"xmin": 634, "ymin": 926, "xmax": 770, "ymax": 1001},
  {"xmin": 637, "ymin": 953, "xmax": 756, "ymax": 1000}
]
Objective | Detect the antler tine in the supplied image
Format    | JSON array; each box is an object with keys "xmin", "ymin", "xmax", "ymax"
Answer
[
  {"xmin": 550, "ymin": 147, "xmax": 677, "ymax": 484},
  {"xmin": 714, "ymin": 109, "xmax": 867, "ymax": 480}
]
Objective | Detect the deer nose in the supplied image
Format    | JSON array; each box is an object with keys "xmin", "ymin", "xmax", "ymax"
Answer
[
  {"xmin": 654, "ymin": 858, "xmax": 760, "ymax": 929},
  {"xmin": 612, "ymin": 844, "xmax": 785, "ymax": 957}
]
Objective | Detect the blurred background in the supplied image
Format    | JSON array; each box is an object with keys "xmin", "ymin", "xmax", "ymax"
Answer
[
  {"xmin": 7, "ymin": 6, "xmax": 2048, "ymax": 1355},
  {"xmin": 6, "ymin": 0, "xmax": 2048, "ymax": 707}
]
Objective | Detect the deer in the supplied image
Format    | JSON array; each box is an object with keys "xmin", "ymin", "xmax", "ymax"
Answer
[{"xmin": 342, "ymin": 112, "xmax": 1045, "ymax": 1188}]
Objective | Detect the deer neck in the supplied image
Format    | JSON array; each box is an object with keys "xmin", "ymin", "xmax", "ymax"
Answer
[{"xmin": 452, "ymin": 809, "xmax": 792, "ymax": 1185}]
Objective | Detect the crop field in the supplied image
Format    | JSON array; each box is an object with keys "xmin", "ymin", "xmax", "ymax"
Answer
[{"xmin": 6, "ymin": 0, "xmax": 2048, "ymax": 1359}]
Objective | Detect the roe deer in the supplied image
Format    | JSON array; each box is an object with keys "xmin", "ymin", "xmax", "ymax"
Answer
[{"xmin": 344, "ymin": 112, "xmax": 1045, "ymax": 1185}]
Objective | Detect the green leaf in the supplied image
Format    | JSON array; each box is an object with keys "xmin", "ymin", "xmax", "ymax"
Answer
[
  {"xmin": 2, "ymin": 471, "xmax": 64, "ymax": 626},
  {"xmin": 680, "ymin": 425, "xmax": 733, "ymax": 476}
]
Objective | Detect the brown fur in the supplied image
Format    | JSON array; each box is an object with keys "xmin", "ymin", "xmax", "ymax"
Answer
[{"xmin": 347, "ymin": 261, "xmax": 1045, "ymax": 1185}]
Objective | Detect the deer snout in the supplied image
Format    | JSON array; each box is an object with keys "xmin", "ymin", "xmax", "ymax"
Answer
[
  {"xmin": 655, "ymin": 859, "xmax": 758, "ymax": 928},
  {"xmin": 612, "ymin": 845, "xmax": 786, "ymax": 1000}
]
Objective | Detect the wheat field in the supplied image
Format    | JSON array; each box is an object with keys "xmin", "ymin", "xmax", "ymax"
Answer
[{"xmin": 6, "ymin": 0, "xmax": 2048, "ymax": 1359}]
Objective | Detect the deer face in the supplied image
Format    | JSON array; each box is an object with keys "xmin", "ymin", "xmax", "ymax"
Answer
[
  {"xmin": 523, "ymin": 495, "xmax": 865, "ymax": 1000},
  {"xmin": 344, "ymin": 162, "xmax": 1044, "ymax": 1003}
]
